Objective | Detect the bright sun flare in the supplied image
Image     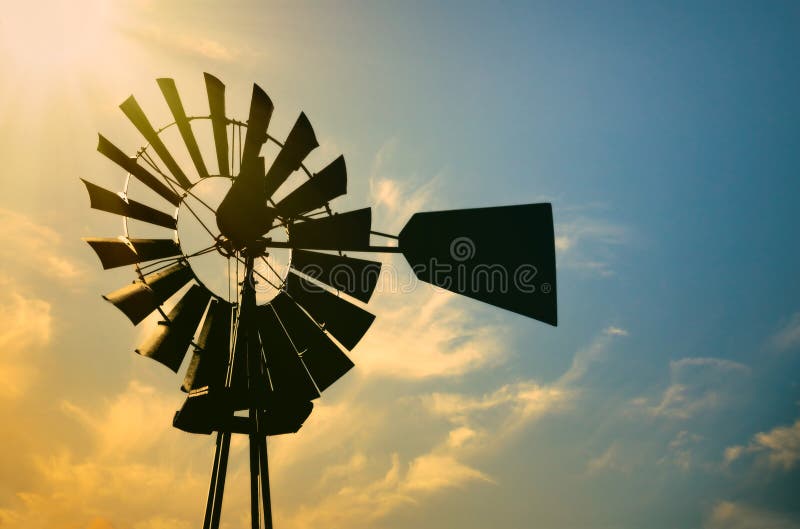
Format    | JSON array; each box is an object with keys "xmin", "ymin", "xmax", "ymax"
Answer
[{"xmin": 0, "ymin": 0, "xmax": 118, "ymax": 75}]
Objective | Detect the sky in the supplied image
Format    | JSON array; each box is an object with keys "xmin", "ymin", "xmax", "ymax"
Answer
[{"xmin": 0, "ymin": 1, "xmax": 799, "ymax": 528}]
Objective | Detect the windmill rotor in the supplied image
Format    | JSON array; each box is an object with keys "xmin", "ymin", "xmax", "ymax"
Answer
[{"xmin": 83, "ymin": 73, "xmax": 558, "ymax": 529}]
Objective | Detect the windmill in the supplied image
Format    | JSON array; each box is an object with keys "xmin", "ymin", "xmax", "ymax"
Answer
[{"xmin": 83, "ymin": 73, "xmax": 557, "ymax": 529}]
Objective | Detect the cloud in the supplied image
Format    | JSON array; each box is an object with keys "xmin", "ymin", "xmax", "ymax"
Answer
[
  {"xmin": 0, "ymin": 208, "xmax": 86, "ymax": 284},
  {"xmin": 355, "ymin": 289, "xmax": 509, "ymax": 379},
  {"xmin": 724, "ymin": 418, "xmax": 800, "ymax": 471},
  {"xmin": 124, "ymin": 24, "xmax": 241, "ymax": 62},
  {"xmin": 275, "ymin": 320, "xmax": 624, "ymax": 529},
  {"xmin": 60, "ymin": 380, "xmax": 180, "ymax": 459},
  {"xmin": 604, "ymin": 326, "xmax": 629, "ymax": 336},
  {"xmin": 423, "ymin": 326, "xmax": 623, "ymax": 451},
  {"xmin": 555, "ymin": 216, "xmax": 630, "ymax": 277},
  {"xmin": 658, "ymin": 430, "xmax": 704, "ymax": 472},
  {"xmin": 586, "ymin": 443, "xmax": 629, "ymax": 475},
  {"xmin": 368, "ymin": 139, "xmax": 442, "ymax": 232},
  {"xmin": 425, "ymin": 382, "xmax": 572, "ymax": 432},
  {"xmin": 0, "ymin": 381, "xmax": 224, "ymax": 529},
  {"xmin": 634, "ymin": 357, "xmax": 750, "ymax": 420},
  {"xmin": 446, "ymin": 426, "xmax": 478, "ymax": 449},
  {"xmin": 283, "ymin": 452, "xmax": 492, "ymax": 529},
  {"xmin": 0, "ymin": 279, "xmax": 52, "ymax": 399},
  {"xmin": 771, "ymin": 313, "xmax": 800, "ymax": 351},
  {"xmin": 706, "ymin": 501, "xmax": 800, "ymax": 529},
  {"xmin": 403, "ymin": 454, "xmax": 494, "ymax": 491},
  {"xmin": 355, "ymin": 143, "xmax": 508, "ymax": 380}
]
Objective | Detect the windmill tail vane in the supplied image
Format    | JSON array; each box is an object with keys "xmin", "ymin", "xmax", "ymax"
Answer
[{"xmin": 82, "ymin": 73, "xmax": 557, "ymax": 528}]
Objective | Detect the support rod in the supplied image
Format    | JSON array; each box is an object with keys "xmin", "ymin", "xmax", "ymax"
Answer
[
  {"xmin": 261, "ymin": 240, "xmax": 403, "ymax": 253},
  {"xmin": 370, "ymin": 230, "xmax": 399, "ymax": 240},
  {"xmin": 249, "ymin": 427, "xmax": 260, "ymax": 529},
  {"xmin": 202, "ymin": 432, "xmax": 224, "ymax": 529},
  {"xmin": 208, "ymin": 432, "xmax": 231, "ymax": 529},
  {"xmin": 204, "ymin": 253, "xmax": 276, "ymax": 529},
  {"xmin": 257, "ymin": 411, "xmax": 274, "ymax": 529}
]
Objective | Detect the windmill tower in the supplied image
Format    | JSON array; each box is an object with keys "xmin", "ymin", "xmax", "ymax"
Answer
[{"xmin": 83, "ymin": 73, "xmax": 557, "ymax": 528}]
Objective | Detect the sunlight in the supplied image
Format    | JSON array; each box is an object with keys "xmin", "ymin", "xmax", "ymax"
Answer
[{"xmin": 0, "ymin": 0, "xmax": 118, "ymax": 76}]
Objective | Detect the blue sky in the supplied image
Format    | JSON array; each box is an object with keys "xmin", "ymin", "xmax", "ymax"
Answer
[{"xmin": 0, "ymin": 1, "xmax": 799, "ymax": 528}]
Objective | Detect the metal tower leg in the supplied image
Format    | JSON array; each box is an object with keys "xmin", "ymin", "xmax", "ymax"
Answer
[
  {"xmin": 257, "ymin": 410, "xmax": 274, "ymax": 529},
  {"xmin": 249, "ymin": 422, "xmax": 260, "ymax": 529},
  {"xmin": 203, "ymin": 430, "xmax": 232, "ymax": 529}
]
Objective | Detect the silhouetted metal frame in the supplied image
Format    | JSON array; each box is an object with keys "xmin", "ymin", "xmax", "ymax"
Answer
[
  {"xmin": 118, "ymin": 114, "xmax": 335, "ymax": 321},
  {"xmin": 116, "ymin": 111, "xmax": 339, "ymax": 529}
]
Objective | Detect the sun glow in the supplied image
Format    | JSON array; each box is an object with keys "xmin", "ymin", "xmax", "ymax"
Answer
[{"xmin": 0, "ymin": 0, "xmax": 119, "ymax": 76}]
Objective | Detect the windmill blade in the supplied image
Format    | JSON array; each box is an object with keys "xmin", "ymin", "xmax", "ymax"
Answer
[
  {"xmin": 264, "ymin": 112, "xmax": 319, "ymax": 200},
  {"xmin": 270, "ymin": 292, "xmax": 354, "ymax": 392},
  {"xmin": 119, "ymin": 95, "xmax": 192, "ymax": 189},
  {"xmin": 136, "ymin": 285, "xmax": 211, "ymax": 372},
  {"xmin": 156, "ymin": 78, "xmax": 210, "ymax": 179},
  {"xmin": 399, "ymin": 203, "xmax": 557, "ymax": 326},
  {"xmin": 287, "ymin": 208, "xmax": 371, "ymax": 251},
  {"xmin": 172, "ymin": 386, "xmax": 229, "ymax": 435},
  {"xmin": 285, "ymin": 271, "xmax": 375, "ymax": 350},
  {"xmin": 240, "ymin": 84, "xmax": 273, "ymax": 173},
  {"xmin": 84, "ymin": 237, "xmax": 180, "ymax": 269},
  {"xmin": 204, "ymin": 72, "xmax": 229, "ymax": 177},
  {"xmin": 183, "ymin": 299, "xmax": 233, "ymax": 392},
  {"xmin": 275, "ymin": 155, "xmax": 347, "ymax": 217},
  {"xmin": 96, "ymin": 135, "xmax": 181, "ymax": 206},
  {"xmin": 103, "ymin": 261, "xmax": 194, "ymax": 325},
  {"xmin": 256, "ymin": 305, "xmax": 319, "ymax": 401},
  {"xmin": 290, "ymin": 249, "xmax": 381, "ymax": 303},
  {"xmin": 82, "ymin": 179, "xmax": 176, "ymax": 229}
]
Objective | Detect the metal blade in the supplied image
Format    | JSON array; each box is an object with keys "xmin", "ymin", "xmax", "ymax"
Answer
[
  {"xmin": 82, "ymin": 179, "xmax": 176, "ymax": 229},
  {"xmin": 103, "ymin": 262, "xmax": 194, "ymax": 325},
  {"xmin": 287, "ymin": 208, "xmax": 371, "ymax": 251},
  {"xmin": 204, "ymin": 72, "xmax": 229, "ymax": 177},
  {"xmin": 96, "ymin": 134, "xmax": 181, "ymax": 206},
  {"xmin": 156, "ymin": 78, "xmax": 210, "ymax": 179},
  {"xmin": 269, "ymin": 292, "xmax": 353, "ymax": 391},
  {"xmin": 400, "ymin": 203, "xmax": 558, "ymax": 326},
  {"xmin": 290, "ymin": 249, "xmax": 380, "ymax": 303},
  {"xmin": 136, "ymin": 285, "xmax": 211, "ymax": 372},
  {"xmin": 264, "ymin": 112, "xmax": 318, "ymax": 200},
  {"xmin": 240, "ymin": 84, "xmax": 273, "ymax": 174},
  {"xmin": 183, "ymin": 299, "xmax": 233, "ymax": 392},
  {"xmin": 256, "ymin": 305, "xmax": 319, "ymax": 401},
  {"xmin": 275, "ymin": 155, "xmax": 347, "ymax": 217},
  {"xmin": 284, "ymin": 271, "xmax": 375, "ymax": 350},
  {"xmin": 83, "ymin": 237, "xmax": 180, "ymax": 269},
  {"xmin": 119, "ymin": 95, "xmax": 192, "ymax": 188}
]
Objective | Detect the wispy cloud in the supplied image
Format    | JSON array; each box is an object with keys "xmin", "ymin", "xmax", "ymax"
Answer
[
  {"xmin": 632, "ymin": 357, "xmax": 750, "ymax": 420},
  {"xmin": 368, "ymin": 139, "xmax": 442, "ymax": 232},
  {"xmin": 281, "ymin": 451, "xmax": 493, "ymax": 529},
  {"xmin": 0, "ymin": 381, "xmax": 223, "ymax": 529},
  {"xmin": 60, "ymin": 380, "xmax": 180, "ymax": 459},
  {"xmin": 356, "ymin": 289, "xmax": 509, "ymax": 379},
  {"xmin": 555, "ymin": 215, "xmax": 630, "ymax": 277},
  {"xmin": 658, "ymin": 430, "xmax": 705, "ymax": 472},
  {"xmin": 355, "ymin": 144, "xmax": 508, "ymax": 380},
  {"xmin": 274, "ymin": 325, "xmax": 624, "ymax": 528},
  {"xmin": 0, "ymin": 208, "xmax": 86, "ymax": 284},
  {"xmin": 724, "ymin": 418, "xmax": 800, "ymax": 471},
  {"xmin": 124, "ymin": 24, "xmax": 242, "ymax": 62},
  {"xmin": 770, "ymin": 312, "xmax": 800, "ymax": 352},
  {"xmin": 0, "ymin": 277, "xmax": 52, "ymax": 399},
  {"xmin": 705, "ymin": 501, "xmax": 800, "ymax": 529}
]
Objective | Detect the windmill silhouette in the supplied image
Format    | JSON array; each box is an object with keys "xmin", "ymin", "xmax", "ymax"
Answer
[{"xmin": 83, "ymin": 73, "xmax": 557, "ymax": 528}]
